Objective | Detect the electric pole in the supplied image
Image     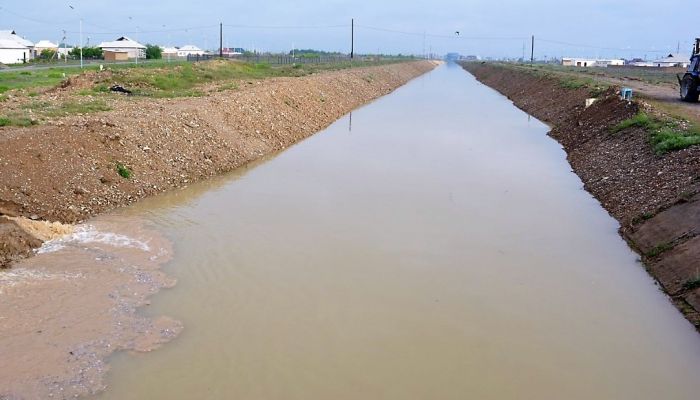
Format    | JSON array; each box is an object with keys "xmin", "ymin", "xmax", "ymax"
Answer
[
  {"xmin": 530, "ymin": 35, "xmax": 534, "ymax": 64},
  {"xmin": 351, "ymin": 18, "xmax": 354, "ymax": 59},
  {"xmin": 220, "ymin": 23, "xmax": 223, "ymax": 58}
]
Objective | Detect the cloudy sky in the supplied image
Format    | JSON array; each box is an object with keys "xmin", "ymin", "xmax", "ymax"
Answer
[{"xmin": 1, "ymin": 0, "xmax": 698, "ymax": 59}]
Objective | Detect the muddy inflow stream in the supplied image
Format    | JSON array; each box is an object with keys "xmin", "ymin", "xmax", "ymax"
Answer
[{"xmin": 6, "ymin": 64, "xmax": 700, "ymax": 399}]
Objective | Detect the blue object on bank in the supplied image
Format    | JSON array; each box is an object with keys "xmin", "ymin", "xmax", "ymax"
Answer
[{"xmin": 620, "ymin": 87, "xmax": 633, "ymax": 101}]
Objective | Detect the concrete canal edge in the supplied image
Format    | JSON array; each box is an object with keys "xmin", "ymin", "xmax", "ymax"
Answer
[
  {"xmin": 0, "ymin": 60, "xmax": 440, "ymax": 268},
  {"xmin": 461, "ymin": 62, "xmax": 700, "ymax": 332}
]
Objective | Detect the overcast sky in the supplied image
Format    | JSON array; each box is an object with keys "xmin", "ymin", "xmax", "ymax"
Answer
[{"xmin": 1, "ymin": 0, "xmax": 698, "ymax": 59}]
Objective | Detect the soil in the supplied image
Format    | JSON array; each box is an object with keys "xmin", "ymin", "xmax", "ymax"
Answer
[
  {"xmin": 0, "ymin": 60, "xmax": 438, "ymax": 266},
  {"xmin": 461, "ymin": 62, "xmax": 700, "ymax": 331},
  {"xmin": 0, "ymin": 218, "xmax": 41, "ymax": 268}
]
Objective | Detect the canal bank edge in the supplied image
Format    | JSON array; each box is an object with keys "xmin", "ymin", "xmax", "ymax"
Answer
[
  {"xmin": 460, "ymin": 62, "xmax": 700, "ymax": 332},
  {"xmin": 0, "ymin": 60, "xmax": 440, "ymax": 267}
]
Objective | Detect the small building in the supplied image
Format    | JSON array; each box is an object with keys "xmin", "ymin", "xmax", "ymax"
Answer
[
  {"xmin": 0, "ymin": 38, "xmax": 30, "ymax": 64},
  {"xmin": 651, "ymin": 53, "xmax": 689, "ymax": 68},
  {"xmin": 98, "ymin": 36, "xmax": 146, "ymax": 59},
  {"xmin": 562, "ymin": 57, "xmax": 624, "ymax": 67},
  {"xmin": 177, "ymin": 45, "xmax": 205, "ymax": 57},
  {"xmin": 34, "ymin": 40, "xmax": 58, "ymax": 53},
  {"xmin": 161, "ymin": 46, "xmax": 179, "ymax": 59},
  {"xmin": 104, "ymin": 50, "xmax": 129, "ymax": 61},
  {"xmin": 0, "ymin": 30, "xmax": 34, "ymax": 62}
]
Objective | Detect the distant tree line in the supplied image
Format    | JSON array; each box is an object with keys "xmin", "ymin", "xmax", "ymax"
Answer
[{"xmin": 68, "ymin": 47, "xmax": 103, "ymax": 59}]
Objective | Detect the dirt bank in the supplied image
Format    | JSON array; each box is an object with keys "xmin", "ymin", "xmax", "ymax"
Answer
[
  {"xmin": 461, "ymin": 62, "xmax": 700, "ymax": 331},
  {"xmin": 0, "ymin": 60, "xmax": 438, "ymax": 265}
]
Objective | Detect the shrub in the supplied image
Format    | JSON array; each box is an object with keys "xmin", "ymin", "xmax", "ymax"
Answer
[
  {"xmin": 116, "ymin": 163, "xmax": 132, "ymax": 179},
  {"xmin": 145, "ymin": 44, "xmax": 162, "ymax": 60}
]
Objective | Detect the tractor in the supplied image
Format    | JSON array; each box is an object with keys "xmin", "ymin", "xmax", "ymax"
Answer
[{"xmin": 679, "ymin": 38, "xmax": 700, "ymax": 102}]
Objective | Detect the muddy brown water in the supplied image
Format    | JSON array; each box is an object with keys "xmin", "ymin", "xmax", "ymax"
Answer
[{"xmin": 80, "ymin": 64, "xmax": 700, "ymax": 398}]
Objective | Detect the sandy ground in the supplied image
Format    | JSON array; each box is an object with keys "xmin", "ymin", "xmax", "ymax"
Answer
[{"xmin": 462, "ymin": 62, "xmax": 700, "ymax": 331}]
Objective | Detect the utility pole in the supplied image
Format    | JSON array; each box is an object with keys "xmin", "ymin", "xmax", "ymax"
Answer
[
  {"xmin": 530, "ymin": 35, "xmax": 534, "ymax": 64},
  {"xmin": 522, "ymin": 41, "xmax": 525, "ymax": 62},
  {"xmin": 422, "ymin": 30, "xmax": 426, "ymax": 59},
  {"xmin": 79, "ymin": 18, "xmax": 83, "ymax": 68},
  {"xmin": 350, "ymin": 18, "xmax": 354, "ymax": 59},
  {"xmin": 220, "ymin": 22, "xmax": 223, "ymax": 58}
]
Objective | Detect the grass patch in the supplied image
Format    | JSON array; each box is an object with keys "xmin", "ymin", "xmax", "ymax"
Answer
[
  {"xmin": 116, "ymin": 163, "xmax": 132, "ymax": 179},
  {"xmin": 646, "ymin": 242, "xmax": 674, "ymax": 258},
  {"xmin": 611, "ymin": 112, "xmax": 658, "ymax": 133},
  {"xmin": 611, "ymin": 112, "xmax": 700, "ymax": 153},
  {"xmin": 650, "ymin": 127, "xmax": 700, "ymax": 154},
  {"xmin": 682, "ymin": 277, "xmax": 700, "ymax": 291},
  {"xmin": 0, "ymin": 112, "xmax": 38, "ymax": 127},
  {"xmin": 559, "ymin": 76, "xmax": 592, "ymax": 90},
  {"xmin": 22, "ymin": 98, "xmax": 111, "ymax": 119},
  {"xmin": 631, "ymin": 211, "xmax": 655, "ymax": 225}
]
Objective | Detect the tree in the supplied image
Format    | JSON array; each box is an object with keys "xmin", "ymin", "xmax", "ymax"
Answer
[
  {"xmin": 69, "ymin": 47, "xmax": 103, "ymax": 59},
  {"xmin": 39, "ymin": 49, "xmax": 57, "ymax": 60},
  {"xmin": 145, "ymin": 44, "xmax": 162, "ymax": 60}
]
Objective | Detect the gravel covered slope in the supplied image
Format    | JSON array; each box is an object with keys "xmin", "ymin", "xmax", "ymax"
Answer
[{"xmin": 0, "ymin": 60, "xmax": 438, "ymax": 265}]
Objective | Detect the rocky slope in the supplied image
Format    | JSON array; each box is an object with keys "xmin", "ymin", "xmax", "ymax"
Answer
[{"xmin": 0, "ymin": 60, "xmax": 438, "ymax": 266}]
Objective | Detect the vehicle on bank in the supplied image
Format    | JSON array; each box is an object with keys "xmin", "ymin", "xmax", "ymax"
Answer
[{"xmin": 678, "ymin": 38, "xmax": 700, "ymax": 102}]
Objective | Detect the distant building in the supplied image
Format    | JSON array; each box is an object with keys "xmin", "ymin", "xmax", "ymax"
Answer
[
  {"xmin": 463, "ymin": 55, "xmax": 480, "ymax": 61},
  {"xmin": 34, "ymin": 40, "xmax": 58, "ymax": 53},
  {"xmin": 650, "ymin": 53, "xmax": 689, "ymax": 68},
  {"xmin": 562, "ymin": 57, "xmax": 624, "ymax": 67},
  {"xmin": 161, "ymin": 46, "xmax": 179, "ymax": 59},
  {"xmin": 177, "ymin": 45, "xmax": 205, "ymax": 57},
  {"xmin": 0, "ymin": 30, "xmax": 33, "ymax": 63},
  {"xmin": 222, "ymin": 47, "xmax": 243, "ymax": 56},
  {"xmin": 98, "ymin": 36, "xmax": 146, "ymax": 59},
  {"xmin": 103, "ymin": 50, "xmax": 129, "ymax": 62},
  {"xmin": 445, "ymin": 52, "xmax": 460, "ymax": 62}
]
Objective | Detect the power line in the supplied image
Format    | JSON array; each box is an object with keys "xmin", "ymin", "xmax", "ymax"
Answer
[
  {"xmin": 223, "ymin": 24, "xmax": 348, "ymax": 30},
  {"xmin": 537, "ymin": 38, "xmax": 671, "ymax": 54},
  {"xmin": 355, "ymin": 24, "xmax": 527, "ymax": 40}
]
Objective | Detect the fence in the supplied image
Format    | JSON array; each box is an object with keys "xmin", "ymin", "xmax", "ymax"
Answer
[{"xmin": 186, "ymin": 53, "xmax": 352, "ymax": 65}]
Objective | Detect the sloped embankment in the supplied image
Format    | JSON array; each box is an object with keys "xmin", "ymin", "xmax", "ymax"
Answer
[
  {"xmin": 0, "ymin": 60, "xmax": 438, "ymax": 266},
  {"xmin": 461, "ymin": 62, "xmax": 700, "ymax": 330}
]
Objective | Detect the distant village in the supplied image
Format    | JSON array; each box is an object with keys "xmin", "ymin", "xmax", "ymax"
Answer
[
  {"xmin": 448, "ymin": 52, "xmax": 691, "ymax": 69},
  {"xmin": 0, "ymin": 29, "xmax": 245, "ymax": 65}
]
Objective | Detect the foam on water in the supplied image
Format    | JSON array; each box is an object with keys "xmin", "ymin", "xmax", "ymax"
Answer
[{"xmin": 37, "ymin": 225, "xmax": 151, "ymax": 254}]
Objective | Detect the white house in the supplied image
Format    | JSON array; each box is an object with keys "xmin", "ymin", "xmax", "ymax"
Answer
[
  {"xmin": 651, "ymin": 53, "xmax": 689, "ymax": 68},
  {"xmin": 562, "ymin": 57, "xmax": 624, "ymax": 67},
  {"xmin": 98, "ymin": 36, "xmax": 146, "ymax": 59},
  {"xmin": 34, "ymin": 40, "xmax": 58, "ymax": 53},
  {"xmin": 0, "ymin": 30, "xmax": 34, "ymax": 63},
  {"xmin": 161, "ymin": 46, "xmax": 179, "ymax": 59},
  {"xmin": 177, "ymin": 45, "xmax": 205, "ymax": 57},
  {"xmin": 0, "ymin": 39, "xmax": 30, "ymax": 64}
]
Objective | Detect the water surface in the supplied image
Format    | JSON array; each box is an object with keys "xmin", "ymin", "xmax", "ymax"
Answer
[{"xmin": 97, "ymin": 64, "xmax": 700, "ymax": 399}]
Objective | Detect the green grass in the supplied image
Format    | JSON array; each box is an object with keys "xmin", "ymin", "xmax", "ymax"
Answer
[
  {"xmin": 1, "ymin": 98, "xmax": 111, "ymax": 126},
  {"xmin": 0, "ymin": 112, "xmax": 38, "ymax": 127},
  {"xmin": 682, "ymin": 277, "xmax": 700, "ymax": 291},
  {"xmin": 21, "ymin": 99, "xmax": 111, "ymax": 118},
  {"xmin": 611, "ymin": 112, "xmax": 658, "ymax": 133},
  {"xmin": 559, "ymin": 76, "xmax": 592, "ymax": 90},
  {"xmin": 116, "ymin": 163, "xmax": 132, "ymax": 179},
  {"xmin": 646, "ymin": 242, "xmax": 674, "ymax": 258},
  {"xmin": 0, "ymin": 58, "xmax": 407, "ymax": 99},
  {"xmin": 611, "ymin": 112, "xmax": 700, "ymax": 153},
  {"xmin": 650, "ymin": 126, "xmax": 700, "ymax": 154}
]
